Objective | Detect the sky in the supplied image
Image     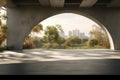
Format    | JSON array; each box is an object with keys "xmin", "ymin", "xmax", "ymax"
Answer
[{"xmin": 40, "ymin": 13, "xmax": 100, "ymax": 37}]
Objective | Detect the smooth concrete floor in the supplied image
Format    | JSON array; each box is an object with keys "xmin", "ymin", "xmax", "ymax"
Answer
[{"xmin": 0, "ymin": 49, "xmax": 120, "ymax": 75}]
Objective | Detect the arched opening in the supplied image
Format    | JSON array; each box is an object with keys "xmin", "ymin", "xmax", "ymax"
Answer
[{"xmin": 24, "ymin": 12, "xmax": 114, "ymax": 50}]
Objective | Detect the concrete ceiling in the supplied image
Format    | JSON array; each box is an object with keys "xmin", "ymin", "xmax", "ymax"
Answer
[
  {"xmin": 80, "ymin": 0, "xmax": 98, "ymax": 7},
  {"xmin": 0, "ymin": 0, "xmax": 120, "ymax": 8}
]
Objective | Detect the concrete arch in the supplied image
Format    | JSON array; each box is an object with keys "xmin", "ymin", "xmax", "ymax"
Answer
[
  {"xmin": 34, "ymin": 11, "xmax": 114, "ymax": 50},
  {"xmin": 7, "ymin": 7, "xmax": 120, "ymax": 50}
]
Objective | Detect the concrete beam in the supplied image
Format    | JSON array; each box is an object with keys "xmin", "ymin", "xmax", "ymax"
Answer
[
  {"xmin": 7, "ymin": 0, "xmax": 16, "ymax": 7},
  {"xmin": 50, "ymin": 0, "xmax": 65, "ymax": 8},
  {"xmin": 80, "ymin": 0, "xmax": 98, "ymax": 7},
  {"xmin": 38, "ymin": 0, "xmax": 50, "ymax": 6},
  {"xmin": 108, "ymin": 0, "xmax": 120, "ymax": 7}
]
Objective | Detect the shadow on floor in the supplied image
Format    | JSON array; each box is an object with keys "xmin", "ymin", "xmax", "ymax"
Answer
[{"xmin": 0, "ymin": 59, "xmax": 120, "ymax": 75}]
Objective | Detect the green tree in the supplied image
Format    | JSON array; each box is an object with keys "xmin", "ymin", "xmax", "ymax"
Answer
[
  {"xmin": 0, "ymin": 9, "xmax": 7, "ymax": 46},
  {"xmin": 88, "ymin": 39, "xmax": 98, "ymax": 47},
  {"xmin": 32, "ymin": 37, "xmax": 44, "ymax": 48},
  {"xmin": 89, "ymin": 25, "xmax": 110, "ymax": 48},
  {"xmin": 57, "ymin": 37, "xmax": 66, "ymax": 48},
  {"xmin": 0, "ymin": 24, "xmax": 7, "ymax": 44},
  {"xmin": 64, "ymin": 36, "xmax": 81, "ymax": 48},
  {"xmin": 32, "ymin": 24, "xmax": 43, "ymax": 33},
  {"xmin": 23, "ymin": 36, "xmax": 35, "ymax": 49},
  {"xmin": 44, "ymin": 25, "xmax": 64, "ymax": 43},
  {"xmin": 23, "ymin": 24, "xmax": 43, "ymax": 49}
]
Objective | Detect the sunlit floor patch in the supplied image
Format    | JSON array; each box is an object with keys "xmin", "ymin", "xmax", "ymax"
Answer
[
  {"xmin": 0, "ymin": 59, "xmax": 22, "ymax": 64},
  {"xmin": 0, "ymin": 49, "xmax": 120, "ymax": 64},
  {"xmin": 3, "ymin": 51, "xmax": 26, "ymax": 57}
]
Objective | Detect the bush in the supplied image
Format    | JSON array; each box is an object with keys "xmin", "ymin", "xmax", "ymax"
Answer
[
  {"xmin": 42, "ymin": 43, "xmax": 51, "ymax": 49},
  {"xmin": 82, "ymin": 39, "xmax": 88, "ymax": 43},
  {"xmin": 42, "ymin": 43, "xmax": 59, "ymax": 49},
  {"xmin": 23, "ymin": 41, "xmax": 35, "ymax": 49},
  {"xmin": 102, "ymin": 41, "xmax": 110, "ymax": 49},
  {"xmin": 52, "ymin": 43, "xmax": 59, "ymax": 49},
  {"xmin": 0, "ymin": 46, "xmax": 7, "ymax": 51},
  {"xmin": 33, "ymin": 38, "xmax": 43, "ymax": 48},
  {"xmin": 88, "ymin": 39, "xmax": 98, "ymax": 47}
]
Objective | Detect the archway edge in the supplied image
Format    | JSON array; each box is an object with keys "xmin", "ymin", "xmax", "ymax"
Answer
[
  {"xmin": 38, "ymin": 10, "xmax": 114, "ymax": 50},
  {"xmin": 7, "ymin": 7, "xmax": 119, "ymax": 50}
]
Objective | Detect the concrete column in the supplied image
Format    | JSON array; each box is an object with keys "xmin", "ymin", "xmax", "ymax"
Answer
[
  {"xmin": 7, "ymin": 6, "xmax": 59, "ymax": 50},
  {"xmin": 7, "ymin": 7, "xmax": 47, "ymax": 49},
  {"xmin": 7, "ymin": 7, "xmax": 33, "ymax": 49}
]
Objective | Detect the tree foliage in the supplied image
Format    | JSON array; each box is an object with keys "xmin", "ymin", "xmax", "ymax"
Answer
[
  {"xmin": 32, "ymin": 24, "xmax": 43, "ymax": 33},
  {"xmin": 89, "ymin": 25, "xmax": 110, "ymax": 48},
  {"xmin": 57, "ymin": 37, "xmax": 66, "ymax": 44},
  {"xmin": 23, "ymin": 36, "xmax": 35, "ymax": 49},
  {"xmin": 0, "ymin": 12, "xmax": 7, "ymax": 46},
  {"xmin": 64, "ymin": 36, "xmax": 81, "ymax": 47},
  {"xmin": 88, "ymin": 39, "xmax": 98, "ymax": 47},
  {"xmin": 32, "ymin": 37, "xmax": 44, "ymax": 48},
  {"xmin": 44, "ymin": 25, "xmax": 64, "ymax": 43},
  {"xmin": 23, "ymin": 24, "xmax": 43, "ymax": 49}
]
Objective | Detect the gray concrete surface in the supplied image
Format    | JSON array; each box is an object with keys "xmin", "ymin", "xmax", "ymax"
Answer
[{"xmin": 0, "ymin": 49, "xmax": 120, "ymax": 75}]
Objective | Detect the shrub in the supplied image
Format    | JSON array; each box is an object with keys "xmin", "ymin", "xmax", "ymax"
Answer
[
  {"xmin": 0, "ymin": 46, "xmax": 7, "ymax": 51},
  {"xmin": 42, "ymin": 43, "xmax": 51, "ymax": 49},
  {"xmin": 88, "ymin": 39, "xmax": 98, "ymax": 47},
  {"xmin": 52, "ymin": 43, "xmax": 59, "ymax": 49},
  {"xmin": 23, "ymin": 41, "xmax": 35, "ymax": 49},
  {"xmin": 33, "ymin": 38, "xmax": 43, "ymax": 48}
]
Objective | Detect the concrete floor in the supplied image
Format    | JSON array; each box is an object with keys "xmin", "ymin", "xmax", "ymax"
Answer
[{"xmin": 0, "ymin": 49, "xmax": 120, "ymax": 75}]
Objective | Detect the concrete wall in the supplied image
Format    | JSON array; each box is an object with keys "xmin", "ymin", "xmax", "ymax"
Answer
[{"xmin": 7, "ymin": 6, "xmax": 120, "ymax": 50}]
